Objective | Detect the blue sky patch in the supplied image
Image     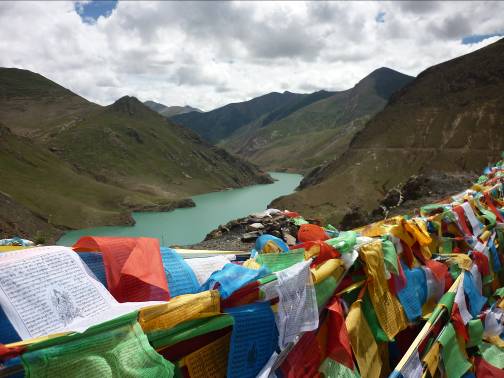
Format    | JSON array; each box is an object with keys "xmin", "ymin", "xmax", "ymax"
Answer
[
  {"xmin": 375, "ymin": 11, "xmax": 386, "ymax": 23},
  {"xmin": 75, "ymin": 0, "xmax": 118, "ymax": 24},
  {"xmin": 462, "ymin": 33, "xmax": 503, "ymax": 44}
]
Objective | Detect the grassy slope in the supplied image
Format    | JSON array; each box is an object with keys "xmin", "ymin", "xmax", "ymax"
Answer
[
  {"xmin": 272, "ymin": 39, "xmax": 504, "ymax": 225},
  {"xmin": 49, "ymin": 96, "xmax": 271, "ymax": 196},
  {"xmin": 223, "ymin": 68, "xmax": 413, "ymax": 171},
  {"xmin": 0, "ymin": 126, "xmax": 175, "ymax": 231},
  {"xmin": 171, "ymin": 91, "xmax": 306, "ymax": 143},
  {"xmin": 0, "ymin": 68, "xmax": 271, "ymax": 236},
  {"xmin": 0, "ymin": 68, "xmax": 99, "ymax": 138}
]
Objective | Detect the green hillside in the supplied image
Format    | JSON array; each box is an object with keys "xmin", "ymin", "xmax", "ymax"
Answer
[
  {"xmin": 0, "ymin": 68, "xmax": 271, "ymax": 239},
  {"xmin": 223, "ymin": 68, "xmax": 414, "ymax": 171},
  {"xmin": 272, "ymin": 39, "xmax": 504, "ymax": 226},
  {"xmin": 171, "ymin": 91, "xmax": 306, "ymax": 143}
]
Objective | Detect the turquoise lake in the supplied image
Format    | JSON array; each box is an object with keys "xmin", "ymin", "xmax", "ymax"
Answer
[{"xmin": 57, "ymin": 172, "xmax": 302, "ymax": 247}]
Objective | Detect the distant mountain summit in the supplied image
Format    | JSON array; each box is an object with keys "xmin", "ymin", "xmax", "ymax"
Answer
[
  {"xmin": 223, "ymin": 67, "xmax": 414, "ymax": 171},
  {"xmin": 273, "ymin": 38, "xmax": 504, "ymax": 225},
  {"xmin": 144, "ymin": 100, "xmax": 202, "ymax": 118}
]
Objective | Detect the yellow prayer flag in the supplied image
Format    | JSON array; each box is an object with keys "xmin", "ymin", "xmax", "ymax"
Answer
[
  {"xmin": 448, "ymin": 255, "xmax": 473, "ymax": 271},
  {"xmin": 183, "ymin": 333, "xmax": 231, "ymax": 378},
  {"xmin": 311, "ymin": 258, "xmax": 344, "ymax": 284},
  {"xmin": 359, "ymin": 242, "xmax": 407, "ymax": 339},
  {"xmin": 243, "ymin": 258, "xmax": 261, "ymax": 270},
  {"xmin": 345, "ymin": 299, "xmax": 382, "ymax": 378},
  {"xmin": 139, "ymin": 290, "xmax": 220, "ymax": 332},
  {"xmin": 305, "ymin": 244, "xmax": 320, "ymax": 260},
  {"xmin": 422, "ymin": 341, "xmax": 441, "ymax": 377}
]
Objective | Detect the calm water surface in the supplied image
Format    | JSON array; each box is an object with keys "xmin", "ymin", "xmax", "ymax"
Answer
[{"xmin": 58, "ymin": 172, "xmax": 302, "ymax": 246}]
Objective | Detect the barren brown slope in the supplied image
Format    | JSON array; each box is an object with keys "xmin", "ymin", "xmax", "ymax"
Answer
[{"xmin": 272, "ymin": 38, "xmax": 504, "ymax": 225}]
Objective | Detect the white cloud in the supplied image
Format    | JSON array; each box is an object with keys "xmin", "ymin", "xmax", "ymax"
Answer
[{"xmin": 0, "ymin": 1, "xmax": 503, "ymax": 110}]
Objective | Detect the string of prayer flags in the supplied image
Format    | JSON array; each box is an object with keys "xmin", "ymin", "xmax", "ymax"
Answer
[
  {"xmin": 2, "ymin": 159, "xmax": 504, "ymax": 378},
  {"xmin": 73, "ymin": 237, "xmax": 170, "ymax": 302}
]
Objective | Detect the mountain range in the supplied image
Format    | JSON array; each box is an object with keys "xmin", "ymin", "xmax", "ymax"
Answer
[
  {"xmin": 0, "ymin": 68, "xmax": 270, "ymax": 241},
  {"xmin": 222, "ymin": 67, "xmax": 414, "ymax": 171},
  {"xmin": 2, "ymin": 38, "xmax": 503, "ymax": 240},
  {"xmin": 166, "ymin": 68, "xmax": 413, "ymax": 172},
  {"xmin": 272, "ymin": 38, "xmax": 504, "ymax": 226},
  {"xmin": 171, "ymin": 91, "xmax": 307, "ymax": 143}
]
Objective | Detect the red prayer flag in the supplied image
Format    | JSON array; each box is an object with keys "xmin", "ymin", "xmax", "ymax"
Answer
[
  {"xmin": 472, "ymin": 251, "xmax": 490, "ymax": 277},
  {"xmin": 280, "ymin": 331, "xmax": 321, "ymax": 378},
  {"xmin": 0, "ymin": 344, "xmax": 24, "ymax": 361},
  {"xmin": 297, "ymin": 224, "xmax": 329, "ymax": 242},
  {"xmin": 453, "ymin": 206, "xmax": 473, "ymax": 236},
  {"xmin": 475, "ymin": 356, "xmax": 504, "ymax": 378},
  {"xmin": 484, "ymin": 192, "xmax": 504, "ymax": 222},
  {"xmin": 451, "ymin": 303, "xmax": 469, "ymax": 341},
  {"xmin": 73, "ymin": 236, "xmax": 170, "ymax": 302},
  {"xmin": 326, "ymin": 297, "xmax": 354, "ymax": 369}
]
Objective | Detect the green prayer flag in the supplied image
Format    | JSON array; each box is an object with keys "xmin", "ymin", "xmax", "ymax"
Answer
[
  {"xmin": 449, "ymin": 264, "xmax": 461, "ymax": 281},
  {"xmin": 479, "ymin": 342, "xmax": 504, "ymax": 369},
  {"xmin": 256, "ymin": 249, "xmax": 305, "ymax": 272},
  {"xmin": 429, "ymin": 292, "xmax": 456, "ymax": 323},
  {"xmin": 494, "ymin": 287, "xmax": 504, "ymax": 298},
  {"xmin": 316, "ymin": 275, "xmax": 338, "ymax": 311},
  {"xmin": 148, "ymin": 315, "xmax": 234, "ymax": 349},
  {"xmin": 438, "ymin": 323, "xmax": 472, "ymax": 378},
  {"xmin": 440, "ymin": 238, "xmax": 453, "ymax": 254},
  {"xmin": 325, "ymin": 231, "xmax": 357, "ymax": 254},
  {"xmin": 257, "ymin": 274, "xmax": 277, "ymax": 285},
  {"xmin": 381, "ymin": 239, "xmax": 399, "ymax": 275},
  {"xmin": 319, "ymin": 357, "xmax": 360, "ymax": 378},
  {"xmin": 291, "ymin": 217, "xmax": 309, "ymax": 226},
  {"xmin": 343, "ymin": 289, "xmax": 390, "ymax": 343},
  {"xmin": 362, "ymin": 293, "xmax": 390, "ymax": 343},
  {"xmin": 23, "ymin": 314, "xmax": 174, "ymax": 378},
  {"xmin": 467, "ymin": 319, "xmax": 484, "ymax": 347}
]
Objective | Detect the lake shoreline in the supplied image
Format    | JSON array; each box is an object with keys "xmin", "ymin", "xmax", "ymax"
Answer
[{"xmin": 57, "ymin": 172, "xmax": 302, "ymax": 246}]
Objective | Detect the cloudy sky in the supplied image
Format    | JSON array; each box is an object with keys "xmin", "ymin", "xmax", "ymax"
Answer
[{"xmin": 0, "ymin": 1, "xmax": 503, "ymax": 111}]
